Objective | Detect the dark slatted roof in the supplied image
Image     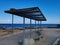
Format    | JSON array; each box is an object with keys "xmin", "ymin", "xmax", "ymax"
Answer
[{"xmin": 4, "ymin": 7, "xmax": 46, "ymax": 21}]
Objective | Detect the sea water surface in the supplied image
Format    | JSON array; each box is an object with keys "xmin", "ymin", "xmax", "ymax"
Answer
[{"xmin": 0, "ymin": 24, "xmax": 57, "ymax": 29}]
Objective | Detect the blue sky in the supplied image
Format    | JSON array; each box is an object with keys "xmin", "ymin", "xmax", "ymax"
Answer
[{"xmin": 0, "ymin": 0, "xmax": 60, "ymax": 24}]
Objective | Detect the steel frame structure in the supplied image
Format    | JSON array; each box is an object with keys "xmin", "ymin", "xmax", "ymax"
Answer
[{"xmin": 4, "ymin": 7, "xmax": 46, "ymax": 39}]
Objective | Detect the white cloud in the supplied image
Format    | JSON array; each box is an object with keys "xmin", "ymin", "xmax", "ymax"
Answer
[
  {"xmin": 0, "ymin": 20, "xmax": 12, "ymax": 23},
  {"xmin": 0, "ymin": 20, "xmax": 23, "ymax": 24}
]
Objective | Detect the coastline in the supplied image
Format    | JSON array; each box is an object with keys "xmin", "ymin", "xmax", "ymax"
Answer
[{"xmin": 0, "ymin": 28, "xmax": 60, "ymax": 37}]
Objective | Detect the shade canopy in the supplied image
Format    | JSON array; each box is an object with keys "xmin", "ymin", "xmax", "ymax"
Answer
[{"xmin": 4, "ymin": 7, "xmax": 46, "ymax": 21}]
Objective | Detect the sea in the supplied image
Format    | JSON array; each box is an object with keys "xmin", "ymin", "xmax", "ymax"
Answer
[{"xmin": 0, "ymin": 24, "xmax": 58, "ymax": 29}]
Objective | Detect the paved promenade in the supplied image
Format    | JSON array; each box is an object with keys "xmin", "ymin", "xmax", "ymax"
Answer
[{"xmin": 0, "ymin": 28, "xmax": 60, "ymax": 45}]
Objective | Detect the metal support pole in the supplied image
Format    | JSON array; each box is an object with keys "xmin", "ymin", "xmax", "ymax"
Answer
[
  {"xmin": 35, "ymin": 20, "xmax": 36, "ymax": 31},
  {"xmin": 40, "ymin": 21, "xmax": 42, "ymax": 31},
  {"xmin": 23, "ymin": 17, "xmax": 25, "ymax": 39},
  {"xmin": 12, "ymin": 14, "xmax": 14, "ymax": 33},
  {"xmin": 38, "ymin": 21, "xmax": 39, "ymax": 31},
  {"xmin": 30, "ymin": 19, "xmax": 32, "ymax": 38}
]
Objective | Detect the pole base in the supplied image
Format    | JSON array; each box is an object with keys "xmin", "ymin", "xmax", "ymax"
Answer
[{"xmin": 23, "ymin": 38, "xmax": 34, "ymax": 45}]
